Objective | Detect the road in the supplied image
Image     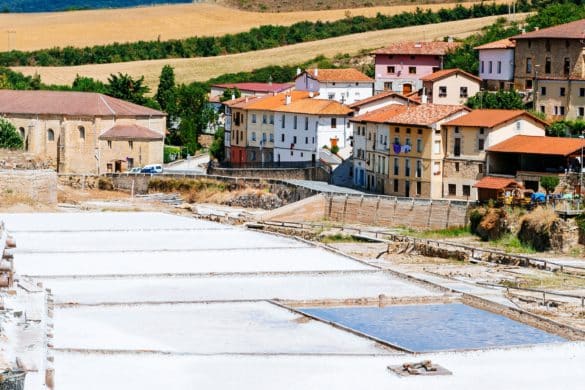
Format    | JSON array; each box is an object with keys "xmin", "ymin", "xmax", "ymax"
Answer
[{"xmin": 165, "ymin": 154, "xmax": 210, "ymax": 174}]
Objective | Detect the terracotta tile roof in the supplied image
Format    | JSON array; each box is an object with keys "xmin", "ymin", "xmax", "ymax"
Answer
[
  {"xmin": 348, "ymin": 91, "xmax": 419, "ymax": 108},
  {"xmin": 99, "ymin": 124, "xmax": 163, "ymax": 141},
  {"xmin": 474, "ymin": 176, "xmax": 520, "ymax": 190},
  {"xmin": 512, "ymin": 19, "xmax": 585, "ymax": 40},
  {"xmin": 212, "ymin": 82, "xmax": 293, "ymax": 93},
  {"xmin": 302, "ymin": 68, "xmax": 373, "ymax": 82},
  {"xmin": 222, "ymin": 95, "xmax": 261, "ymax": 108},
  {"xmin": 384, "ymin": 104, "xmax": 469, "ymax": 126},
  {"xmin": 474, "ymin": 38, "xmax": 516, "ymax": 50},
  {"xmin": 274, "ymin": 97, "xmax": 353, "ymax": 116},
  {"xmin": 444, "ymin": 109, "xmax": 549, "ymax": 128},
  {"xmin": 421, "ymin": 68, "xmax": 481, "ymax": 83},
  {"xmin": 0, "ymin": 89, "xmax": 164, "ymax": 117},
  {"xmin": 488, "ymin": 135, "xmax": 585, "ymax": 156},
  {"xmin": 351, "ymin": 105, "xmax": 408, "ymax": 123},
  {"xmin": 243, "ymin": 91, "xmax": 313, "ymax": 111},
  {"xmin": 372, "ymin": 41, "xmax": 459, "ymax": 56}
]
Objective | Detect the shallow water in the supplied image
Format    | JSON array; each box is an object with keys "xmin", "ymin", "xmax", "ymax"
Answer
[{"xmin": 300, "ymin": 304, "xmax": 566, "ymax": 352}]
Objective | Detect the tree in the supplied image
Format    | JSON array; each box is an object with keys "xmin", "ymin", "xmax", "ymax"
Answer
[
  {"xmin": 155, "ymin": 65, "xmax": 176, "ymax": 121},
  {"xmin": 540, "ymin": 176, "xmax": 560, "ymax": 194},
  {"xmin": 71, "ymin": 75, "xmax": 107, "ymax": 93},
  {"xmin": 209, "ymin": 127, "xmax": 225, "ymax": 161},
  {"xmin": 174, "ymin": 83, "xmax": 214, "ymax": 155},
  {"xmin": 0, "ymin": 118, "xmax": 23, "ymax": 149},
  {"xmin": 106, "ymin": 73, "xmax": 150, "ymax": 105},
  {"xmin": 466, "ymin": 90, "xmax": 524, "ymax": 110},
  {"xmin": 220, "ymin": 87, "xmax": 241, "ymax": 102}
]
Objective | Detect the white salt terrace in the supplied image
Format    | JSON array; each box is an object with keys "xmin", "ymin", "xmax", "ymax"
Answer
[{"xmin": 2, "ymin": 212, "xmax": 584, "ymax": 390}]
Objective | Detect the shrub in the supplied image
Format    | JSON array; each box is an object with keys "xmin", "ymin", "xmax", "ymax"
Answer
[
  {"xmin": 164, "ymin": 145, "xmax": 181, "ymax": 163},
  {"xmin": 476, "ymin": 207, "xmax": 509, "ymax": 241},
  {"xmin": 97, "ymin": 177, "xmax": 114, "ymax": 191},
  {"xmin": 540, "ymin": 176, "xmax": 559, "ymax": 194},
  {"xmin": 0, "ymin": 117, "xmax": 23, "ymax": 149},
  {"xmin": 468, "ymin": 207, "xmax": 486, "ymax": 235},
  {"xmin": 517, "ymin": 207, "xmax": 559, "ymax": 251}
]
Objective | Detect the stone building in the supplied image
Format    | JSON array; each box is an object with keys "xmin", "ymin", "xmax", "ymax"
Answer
[
  {"xmin": 0, "ymin": 90, "xmax": 165, "ymax": 174},
  {"xmin": 512, "ymin": 19, "xmax": 585, "ymax": 120}
]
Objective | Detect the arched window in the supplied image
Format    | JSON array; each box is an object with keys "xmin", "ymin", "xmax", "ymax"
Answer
[
  {"xmin": 78, "ymin": 126, "xmax": 85, "ymax": 140},
  {"xmin": 18, "ymin": 127, "xmax": 25, "ymax": 139},
  {"xmin": 47, "ymin": 128, "xmax": 55, "ymax": 141}
]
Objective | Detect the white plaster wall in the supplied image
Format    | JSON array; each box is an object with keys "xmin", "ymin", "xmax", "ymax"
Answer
[
  {"xmin": 316, "ymin": 83, "xmax": 373, "ymax": 104},
  {"xmin": 479, "ymin": 49, "xmax": 514, "ymax": 81},
  {"xmin": 488, "ymin": 118, "xmax": 546, "ymax": 148}
]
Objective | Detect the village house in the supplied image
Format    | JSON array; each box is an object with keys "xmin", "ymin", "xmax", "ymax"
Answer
[
  {"xmin": 0, "ymin": 90, "xmax": 165, "ymax": 174},
  {"xmin": 372, "ymin": 41, "xmax": 459, "ymax": 95},
  {"xmin": 294, "ymin": 68, "xmax": 374, "ymax": 105},
  {"xmin": 224, "ymin": 96, "xmax": 260, "ymax": 163},
  {"xmin": 441, "ymin": 110, "xmax": 548, "ymax": 200},
  {"xmin": 272, "ymin": 94, "xmax": 353, "ymax": 163},
  {"xmin": 512, "ymin": 19, "xmax": 585, "ymax": 120},
  {"xmin": 348, "ymin": 91, "xmax": 419, "ymax": 116},
  {"xmin": 420, "ymin": 68, "xmax": 481, "ymax": 105},
  {"xmin": 475, "ymin": 38, "xmax": 516, "ymax": 91},
  {"xmin": 209, "ymin": 82, "xmax": 294, "ymax": 102}
]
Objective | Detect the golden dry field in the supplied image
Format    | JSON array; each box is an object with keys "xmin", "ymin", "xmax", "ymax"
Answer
[
  {"xmin": 0, "ymin": 1, "xmax": 513, "ymax": 51},
  {"xmin": 13, "ymin": 13, "xmax": 527, "ymax": 90}
]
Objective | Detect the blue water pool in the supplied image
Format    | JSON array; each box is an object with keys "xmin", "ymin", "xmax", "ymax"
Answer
[{"xmin": 299, "ymin": 304, "xmax": 565, "ymax": 352}]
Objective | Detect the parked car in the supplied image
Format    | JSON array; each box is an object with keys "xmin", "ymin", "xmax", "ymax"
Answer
[
  {"xmin": 127, "ymin": 167, "xmax": 142, "ymax": 174},
  {"xmin": 141, "ymin": 164, "xmax": 163, "ymax": 174}
]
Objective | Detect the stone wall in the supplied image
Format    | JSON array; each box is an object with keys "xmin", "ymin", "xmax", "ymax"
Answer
[
  {"xmin": 0, "ymin": 149, "xmax": 50, "ymax": 170},
  {"xmin": 0, "ymin": 170, "xmax": 57, "ymax": 204},
  {"xmin": 58, "ymin": 174, "xmax": 101, "ymax": 189},
  {"xmin": 324, "ymin": 194, "xmax": 470, "ymax": 229},
  {"xmin": 207, "ymin": 166, "xmax": 330, "ymax": 181}
]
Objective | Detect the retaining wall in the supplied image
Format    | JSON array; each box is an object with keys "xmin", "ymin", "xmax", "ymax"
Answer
[
  {"xmin": 208, "ymin": 166, "xmax": 330, "ymax": 181},
  {"xmin": 0, "ymin": 148, "xmax": 50, "ymax": 170},
  {"xmin": 0, "ymin": 169, "xmax": 57, "ymax": 205},
  {"xmin": 325, "ymin": 195, "xmax": 470, "ymax": 229}
]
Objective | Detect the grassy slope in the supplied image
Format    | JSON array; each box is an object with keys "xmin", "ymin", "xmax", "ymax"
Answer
[
  {"xmin": 0, "ymin": 1, "xmax": 512, "ymax": 51},
  {"xmin": 12, "ymin": 13, "xmax": 528, "ymax": 91}
]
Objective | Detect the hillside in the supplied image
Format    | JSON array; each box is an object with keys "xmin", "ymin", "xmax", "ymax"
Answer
[
  {"xmin": 12, "ymin": 13, "xmax": 528, "ymax": 91},
  {"xmin": 0, "ymin": 1, "xmax": 513, "ymax": 51}
]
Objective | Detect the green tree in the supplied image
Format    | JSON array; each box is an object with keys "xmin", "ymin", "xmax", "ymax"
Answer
[
  {"xmin": 71, "ymin": 75, "xmax": 107, "ymax": 93},
  {"xmin": 106, "ymin": 73, "xmax": 150, "ymax": 105},
  {"xmin": 155, "ymin": 65, "xmax": 176, "ymax": 119},
  {"xmin": 209, "ymin": 127, "xmax": 225, "ymax": 161},
  {"xmin": 547, "ymin": 121, "xmax": 570, "ymax": 137},
  {"xmin": 540, "ymin": 176, "xmax": 560, "ymax": 194},
  {"xmin": 466, "ymin": 90, "xmax": 524, "ymax": 109},
  {"xmin": 220, "ymin": 87, "xmax": 241, "ymax": 102},
  {"xmin": 0, "ymin": 118, "xmax": 23, "ymax": 149},
  {"xmin": 174, "ymin": 83, "xmax": 214, "ymax": 155}
]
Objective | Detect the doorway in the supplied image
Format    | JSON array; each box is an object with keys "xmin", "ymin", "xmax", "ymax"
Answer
[{"xmin": 402, "ymin": 83, "xmax": 412, "ymax": 94}]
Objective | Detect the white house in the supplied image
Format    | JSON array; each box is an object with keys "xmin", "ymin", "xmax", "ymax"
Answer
[
  {"xmin": 272, "ymin": 95, "xmax": 353, "ymax": 163},
  {"xmin": 474, "ymin": 38, "xmax": 516, "ymax": 91},
  {"xmin": 294, "ymin": 68, "xmax": 374, "ymax": 105},
  {"xmin": 421, "ymin": 68, "xmax": 481, "ymax": 105}
]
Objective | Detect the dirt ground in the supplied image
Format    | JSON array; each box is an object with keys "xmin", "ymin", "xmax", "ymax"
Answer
[
  {"xmin": 14, "ymin": 13, "xmax": 527, "ymax": 90},
  {"xmin": 0, "ymin": 1, "xmax": 510, "ymax": 52},
  {"xmin": 218, "ymin": 0, "xmax": 476, "ymax": 12}
]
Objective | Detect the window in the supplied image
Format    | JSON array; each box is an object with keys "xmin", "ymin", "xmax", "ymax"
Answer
[
  {"xmin": 393, "ymin": 158, "xmax": 399, "ymax": 176},
  {"xmin": 488, "ymin": 61, "xmax": 493, "ymax": 74},
  {"xmin": 262, "ymin": 114, "xmax": 267, "ymax": 124},
  {"xmin": 262, "ymin": 133, "xmax": 267, "ymax": 142},
  {"xmin": 479, "ymin": 128, "xmax": 485, "ymax": 135},
  {"xmin": 78, "ymin": 126, "xmax": 85, "ymax": 140},
  {"xmin": 405, "ymin": 159, "xmax": 411, "ymax": 177},
  {"xmin": 545, "ymin": 39, "xmax": 551, "ymax": 51},
  {"xmin": 107, "ymin": 140, "xmax": 112, "ymax": 149},
  {"xmin": 560, "ymin": 106, "xmax": 566, "ymax": 115},
  {"xmin": 455, "ymin": 126, "xmax": 459, "ymax": 134},
  {"xmin": 460, "ymin": 87, "xmax": 468, "ymax": 98},
  {"xmin": 293, "ymin": 116, "xmax": 298, "ymax": 129},
  {"xmin": 128, "ymin": 141, "xmax": 133, "ymax": 149},
  {"xmin": 270, "ymin": 115, "xmax": 274, "ymax": 124},
  {"xmin": 497, "ymin": 61, "xmax": 502, "ymax": 74},
  {"xmin": 541, "ymin": 86, "xmax": 547, "ymax": 96},
  {"xmin": 545, "ymin": 57, "xmax": 551, "ymax": 74},
  {"xmin": 331, "ymin": 118, "xmax": 337, "ymax": 128},
  {"xmin": 564, "ymin": 57, "xmax": 570, "ymax": 76},
  {"xmin": 305, "ymin": 137, "xmax": 308, "ymax": 144},
  {"xmin": 525, "ymin": 79, "xmax": 533, "ymax": 89},
  {"xmin": 455, "ymin": 162, "xmax": 460, "ymax": 172},
  {"xmin": 387, "ymin": 66, "xmax": 395, "ymax": 74},
  {"xmin": 516, "ymin": 121, "xmax": 521, "ymax": 131},
  {"xmin": 416, "ymin": 160, "xmax": 422, "ymax": 178},
  {"xmin": 580, "ymin": 107, "xmax": 585, "ymax": 117},
  {"xmin": 406, "ymin": 128, "xmax": 411, "ymax": 134},
  {"xmin": 393, "ymin": 179, "xmax": 399, "ymax": 193},
  {"xmin": 417, "ymin": 129, "xmax": 422, "ymax": 135},
  {"xmin": 312, "ymin": 137, "xmax": 315, "ymax": 143},
  {"xmin": 384, "ymin": 82, "xmax": 393, "ymax": 91},
  {"xmin": 379, "ymin": 134, "xmax": 383, "ymax": 143},
  {"xmin": 408, "ymin": 66, "xmax": 416, "ymax": 74},
  {"xmin": 454, "ymin": 138, "xmax": 461, "ymax": 156},
  {"xmin": 252, "ymin": 114, "xmax": 257, "ymax": 123},
  {"xmin": 293, "ymin": 136, "xmax": 297, "ymax": 144},
  {"xmin": 478, "ymin": 163, "xmax": 483, "ymax": 173},
  {"xmin": 448, "ymin": 184, "xmax": 456, "ymax": 196},
  {"xmin": 416, "ymin": 138, "xmax": 422, "ymax": 153},
  {"xmin": 18, "ymin": 127, "xmax": 24, "ymax": 139},
  {"xmin": 416, "ymin": 181, "xmax": 422, "ymax": 196},
  {"xmin": 560, "ymin": 87, "xmax": 566, "ymax": 97},
  {"xmin": 433, "ymin": 161, "xmax": 441, "ymax": 176},
  {"xmin": 405, "ymin": 138, "xmax": 411, "ymax": 146},
  {"xmin": 269, "ymin": 133, "xmax": 274, "ymax": 142},
  {"xmin": 281, "ymin": 115, "xmax": 286, "ymax": 128},
  {"xmin": 304, "ymin": 117, "xmax": 309, "ymax": 130},
  {"xmin": 47, "ymin": 128, "xmax": 54, "ymax": 141},
  {"xmin": 439, "ymin": 86, "xmax": 447, "ymax": 97},
  {"xmin": 251, "ymin": 151, "xmax": 256, "ymax": 161},
  {"xmin": 554, "ymin": 106, "xmax": 559, "ymax": 115},
  {"xmin": 540, "ymin": 105, "xmax": 545, "ymax": 113},
  {"xmin": 462, "ymin": 185, "xmax": 471, "ymax": 197},
  {"xmin": 281, "ymin": 134, "xmax": 285, "ymax": 142},
  {"xmin": 481, "ymin": 61, "xmax": 484, "ymax": 73},
  {"xmin": 581, "ymin": 88, "xmax": 585, "ymax": 97},
  {"xmin": 433, "ymin": 140, "xmax": 441, "ymax": 154},
  {"xmin": 328, "ymin": 93, "xmax": 335, "ymax": 100},
  {"xmin": 395, "ymin": 127, "xmax": 400, "ymax": 133},
  {"xmin": 252, "ymin": 132, "xmax": 256, "ymax": 141},
  {"xmin": 478, "ymin": 138, "xmax": 485, "ymax": 151},
  {"xmin": 526, "ymin": 57, "xmax": 532, "ymax": 74}
]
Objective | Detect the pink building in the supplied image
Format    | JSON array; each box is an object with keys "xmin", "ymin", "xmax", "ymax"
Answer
[{"xmin": 372, "ymin": 41, "xmax": 459, "ymax": 94}]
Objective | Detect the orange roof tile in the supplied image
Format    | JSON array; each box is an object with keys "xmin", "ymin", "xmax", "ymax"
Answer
[
  {"xmin": 350, "ymin": 105, "xmax": 409, "ymax": 123},
  {"xmin": 348, "ymin": 91, "xmax": 419, "ymax": 108},
  {"xmin": 384, "ymin": 104, "xmax": 469, "ymax": 127},
  {"xmin": 372, "ymin": 41, "xmax": 459, "ymax": 56},
  {"xmin": 444, "ymin": 109, "xmax": 549, "ymax": 128},
  {"xmin": 244, "ymin": 91, "xmax": 313, "ymax": 111},
  {"xmin": 474, "ymin": 38, "xmax": 516, "ymax": 50},
  {"xmin": 474, "ymin": 176, "xmax": 520, "ymax": 190},
  {"xmin": 222, "ymin": 95, "xmax": 260, "ymax": 107},
  {"xmin": 421, "ymin": 68, "xmax": 481, "ymax": 83},
  {"xmin": 488, "ymin": 135, "xmax": 585, "ymax": 156},
  {"xmin": 302, "ymin": 68, "xmax": 373, "ymax": 82},
  {"xmin": 513, "ymin": 19, "xmax": 585, "ymax": 40},
  {"xmin": 99, "ymin": 124, "xmax": 163, "ymax": 141},
  {"xmin": 273, "ymin": 97, "xmax": 353, "ymax": 116}
]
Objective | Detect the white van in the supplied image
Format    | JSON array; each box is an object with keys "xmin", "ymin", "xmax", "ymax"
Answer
[{"xmin": 141, "ymin": 164, "xmax": 163, "ymax": 174}]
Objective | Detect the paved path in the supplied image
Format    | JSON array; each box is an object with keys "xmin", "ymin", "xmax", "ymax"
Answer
[
  {"xmin": 285, "ymin": 180, "xmax": 365, "ymax": 195},
  {"xmin": 165, "ymin": 155, "xmax": 210, "ymax": 173}
]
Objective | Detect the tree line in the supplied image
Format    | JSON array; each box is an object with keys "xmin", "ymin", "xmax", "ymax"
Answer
[{"xmin": 0, "ymin": 2, "xmax": 517, "ymax": 67}]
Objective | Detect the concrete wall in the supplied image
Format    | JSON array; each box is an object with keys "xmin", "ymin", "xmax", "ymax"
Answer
[
  {"xmin": 324, "ymin": 194, "xmax": 470, "ymax": 229},
  {"xmin": 479, "ymin": 49, "xmax": 514, "ymax": 81},
  {"xmin": 208, "ymin": 165, "xmax": 330, "ymax": 181},
  {"xmin": 0, "ymin": 169, "xmax": 57, "ymax": 204},
  {"xmin": 425, "ymin": 74, "xmax": 480, "ymax": 105}
]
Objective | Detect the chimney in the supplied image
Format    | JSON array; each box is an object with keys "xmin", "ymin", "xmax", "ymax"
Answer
[
  {"xmin": 231, "ymin": 94, "xmax": 235, "ymax": 101},
  {"xmin": 296, "ymin": 67, "xmax": 301, "ymax": 76},
  {"xmin": 421, "ymin": 94, "xmax": 428, "ymax": 104},
  {"xmin": 309, "ymin": 91, "xmax": 314, "ymax": 98},
  {"xmin": 521, "ymin": 28, "xmax": 526, "ymax": 34},
  {"xmin": 285, "ymin": 94, "xmax": 292, "ymax": 105},
  {"xmin": 535, "ymin": 26, "xmax": 539, "ymax": 31},
  {"xmin": 314, "ymin": 67, "xmax": 318, "ymax": 77},
  {"xmin": 447, "ymin": 36, "xmax": 453, "ymax": 43}
]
